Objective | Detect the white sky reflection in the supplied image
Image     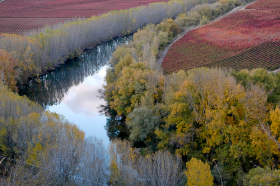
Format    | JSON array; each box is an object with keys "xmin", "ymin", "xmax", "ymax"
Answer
[
  {"xmin": 48, "ymin": 66, "xmax": 109, "ymax": 147},
  {"xmin": 63, "ymin": 67, "xmax": 106, "ymax": 117}
]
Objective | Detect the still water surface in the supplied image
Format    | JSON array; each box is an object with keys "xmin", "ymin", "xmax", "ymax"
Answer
[{"xmin": 19, "ymin": 36, "xmax": 132, "ymax": 147}]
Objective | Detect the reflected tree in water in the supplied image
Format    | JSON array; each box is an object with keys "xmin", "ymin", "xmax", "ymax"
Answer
[
  {"xmin": 19, "ymin": 37, "xmax": 132, "ymax": 107},
  {"xmin": 98, "ymin": 88, "xmax": 130, "ymax": 141}
]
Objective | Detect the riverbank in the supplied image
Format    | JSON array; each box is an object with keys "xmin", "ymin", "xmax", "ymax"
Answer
[
  {"xmin": 23, "ymin": 34, "xmax": 134, "ymax": 84},
  {"xmin": 1, "ymin": 0, "xmax": 190, "ymax": 90}
]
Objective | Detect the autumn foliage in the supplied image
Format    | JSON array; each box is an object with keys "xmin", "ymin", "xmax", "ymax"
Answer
[
  {"xmin": 0, "ymin": 0, "xmax": 170, "ymax": 18},
  {"xmin": 0, "ymin": 18, "xmax": 78, "ymax": 35},
  {"xmin": 104, "ymin": 0, "xmax": 280, "ymax": 184},
  {"xmin": 2, "ymin": 0, "xmax": 280, "ymax": 184},
  {"xmin": 0, "ymin": 0, "xmax": 191, "ymax": 89},
  {"xmin": 0, "ymin": 0, "xmax": 171, "ymax": 34},
  {"xmin": 0, "ymin": 83, "xmax": 108, "ymax": 185},
  {"xmin": 162, "ymin": 0, "xmax": 280, "ymax": 73},
  {"xmin": 0, "ymin": 49, "xmax": 18, "ymax": 91},
  {"xmin": 185, "ymin": 158, "xmax": 213, "ymax": 186}
]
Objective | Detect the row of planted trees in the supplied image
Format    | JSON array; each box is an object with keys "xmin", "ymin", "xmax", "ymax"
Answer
[
  {"xmin": 0, "ymin": 0, "xmax": 221, "ymax": 91},
  {"xmin": 103, "ymin": 0, "xmax": 280, "ymax": 184}
]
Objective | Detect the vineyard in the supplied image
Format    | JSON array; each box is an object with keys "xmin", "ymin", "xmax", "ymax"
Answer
[
  {"xmin": 162, "ymin": 0, "xmax": 280, "ymax": 73},
  {"xmin": 0, "ymin": 0, "xmax": 169, "ymax": 34},
  {"xmin": 0, "ymin": 18, "xmax": 79, "ymax": 35},
  {"xmin": 246, "ymin": 0, "xmax": 280, "ymax": 10},
  {"xmin": 205, "ymin": 41, "xmax": 280, "ymax": 71}
]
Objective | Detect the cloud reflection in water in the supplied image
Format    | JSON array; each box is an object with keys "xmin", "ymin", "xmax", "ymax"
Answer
[
  {"xmin": 19, "ymin": 36, "xmax": 133, "ymax": 147},
  {"xmin": 62, "ymin": 66, "xmax": 107, "ymax": 117}
]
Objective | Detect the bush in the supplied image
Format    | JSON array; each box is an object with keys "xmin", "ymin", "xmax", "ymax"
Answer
[{"xmin": 200, "ymin": 15, "xmax": 210, "ymax": 25}]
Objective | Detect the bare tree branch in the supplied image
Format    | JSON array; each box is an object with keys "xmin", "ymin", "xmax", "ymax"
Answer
[
  {"xmin": 257, "ymin": 116, "xmax": 280, "ymax": 148},
  {"xmin": 213, "ymin": 159, "xmax": 223, "ymax": 186}
]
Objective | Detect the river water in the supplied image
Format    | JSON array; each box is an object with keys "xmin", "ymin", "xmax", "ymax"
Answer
[{"xmin": 19, "ymin": 36, "xmax": 132, "ymax": 147}]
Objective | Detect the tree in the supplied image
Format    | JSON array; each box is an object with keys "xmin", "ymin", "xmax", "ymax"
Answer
[
  {"xmin": 270, "ymin": 106, "xmax": 280, "ymax": 139},
  {"xmin": 139, "ymin": 150, "xmax": 183, "ymax": 186},
  {"xmin": 127, "ymin": 106, "xmax": 160, "ymax": 142},
  {"xmin": 185, "ymin": 158, "xmax": 213, "ymax": 186},
  {"xmin": 0, "ymin": 49, "xmax": 18, "ymax": 91},
  {"xmin": 249, "ymin": 68, "xmax": 277, "ymax": 92},
  {"xmin": 200, "ymin": 15, "xmax": 210, "ymax": 25},
  {"xmin": 109, "ymin": 140, "xmax": 183, "ymax": 186},
  {"xmin": 244, "ymin": 167, "xmax": 280, "ymax": 186}
]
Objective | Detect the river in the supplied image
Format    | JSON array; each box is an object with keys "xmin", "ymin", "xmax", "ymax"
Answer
[{"xmin": 19, "ymin": 36, "xmax": 132, "ymax": 147}]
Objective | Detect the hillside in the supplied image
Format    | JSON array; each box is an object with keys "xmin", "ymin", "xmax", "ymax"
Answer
[
  {"xmin": 162, "ymin": 0, "xmax": 280, "ymax": 73},
  {"xmin": 0, "ymin": 0, "xmax": 169, "ymax": 35}
]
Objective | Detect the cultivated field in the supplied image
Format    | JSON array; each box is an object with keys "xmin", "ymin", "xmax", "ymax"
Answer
[
  {"xmin": 0, "ymin": 18, "xmax": 78, "ymax": 35},
  {"xmin": 0, "ymin": 0, "xmax": 169, "ymax": 34},
  {"xmin": 162, "ymin": 0, "xmax": 280, "ymax": 73}
]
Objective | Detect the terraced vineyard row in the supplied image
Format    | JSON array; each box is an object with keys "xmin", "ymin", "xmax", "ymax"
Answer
[
  {"xmin": 0, "ymin": 18, "xmax": 77, "ymax": 35},
  {"xmin": 205, "ymin": 41, "xmax": 280, "ymax": 71},
  {"xmin": 198, "ymin": 10, "xmax": 280, "ymax": 47},
  {"xmin": 246, "ymin": 0, "xmax": 280, "ymax": 10},
  {"xmin": 162, "ymin": 30, "xmax": 245, "ymax": 73},
  {"xmin": 162, "ymin": 0, "xmax": 280, "ymax": 73},
  {"xmin": 0, "ymin": 0, "xmax": 169, "ymax": 34},
  {"xmin": 0, "ymin": 0, "xmax": 169, "ymax": 18}
]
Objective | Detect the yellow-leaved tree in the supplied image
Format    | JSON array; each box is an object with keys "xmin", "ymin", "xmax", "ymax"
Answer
[
  {"xmin": 271, "ymin": 107, "xmax": 280, "ymax": 138},
  {"xmin": 270, "ymin": 106, "xmax": 280, "ymax": 157},
  {"xmin": 0, "ymin": 49, "xmax": 18, "ymax": 91},
  {"xmin": 185, "ymin": 158, "xmax": 213, "ymax": 186}
]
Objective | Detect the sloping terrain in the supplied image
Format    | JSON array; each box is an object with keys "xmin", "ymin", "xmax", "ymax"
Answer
[
  {"xmin": 162, "ymin": 0, "xmax": 280, "ymax": 73},
  {"xmin": 0, "ymin": 18, "xmax": 77, "ymax": 35},
  {"xmin": 205, "ymin": 41, "xmax": 280, "ymax": 71},
  {"xmin": 0, "ymin": 0, "xmax": 169, "ymax": 35},
  {"xmin": 0, "ymin": 0, "xmax": 169, "ymax": 18}
]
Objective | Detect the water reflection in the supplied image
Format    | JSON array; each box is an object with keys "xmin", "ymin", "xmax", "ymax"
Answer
[
  {"xmin": 62, "ymin": 69, "xmax": 106, "ymax": 117},
  {"xmin": 19, "ymin": 36, "xmax": 132, "ymax": 146},
  {"xmin": 19, "ymin": 37, "xmax": 131, "ymax": 107}
]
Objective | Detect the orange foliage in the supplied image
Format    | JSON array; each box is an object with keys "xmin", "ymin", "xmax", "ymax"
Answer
[{"xmin": 0, "ymin": 49, "xmax": 18, "ymax": 91}]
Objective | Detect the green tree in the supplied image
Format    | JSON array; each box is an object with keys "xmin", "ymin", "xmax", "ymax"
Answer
[
  {"xmin": 244, "ymin": 167, "xmax": 280, "ymax": 186},
  {"xmin": 200, "ymin": 15, "xmax": 210, "ymax": 25},
  {"xmin": 250, "ymin": 68, "xmax": 277, "ymax": 92},
  {"xmin": 127, "ymin": 107, "xmax": 160, "ymax": 142}
]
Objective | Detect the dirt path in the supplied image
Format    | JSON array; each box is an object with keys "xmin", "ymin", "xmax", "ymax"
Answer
[
  {"xmin": 270, "ymin": 68, "xmax": 280, "ymax": 74},
  {"xmin": 157, "ymin": 0, "xmax": 259, "ymax": 66},
  {"xmin": 157, "ymin": 25, "xmax": 198, "ymax": 66}
]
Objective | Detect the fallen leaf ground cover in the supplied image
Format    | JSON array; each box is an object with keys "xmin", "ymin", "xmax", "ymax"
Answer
[
  {"xmin": 0, "ymin": 0, "xmax": 169, "ymax": 34},
  {"xmin": 162, "ymin": 0, "xmax": 280, "ymax": 73}
]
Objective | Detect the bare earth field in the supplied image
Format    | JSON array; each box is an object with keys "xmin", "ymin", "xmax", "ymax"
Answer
[{"xmin": 0, "ymin": 0, "xmax": 169, "ymax": 35}]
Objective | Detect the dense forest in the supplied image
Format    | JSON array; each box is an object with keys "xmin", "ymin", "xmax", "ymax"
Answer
[
  {"xmin": 103, "ymin": 0, "xmax": 280, "ymax": 185},
  {"xmin": 1, "ymin": 0, "xmax": 279, "ymax": 185}
]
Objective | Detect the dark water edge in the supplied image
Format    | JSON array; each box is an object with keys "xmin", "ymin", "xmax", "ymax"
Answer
[
  {"xmin": 18, "ymin": 36, "xmax": 133, "ymax": 146},
  {"xmin": 19, "ymin": 36, "xmax": 132, "ymax": 107}
]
